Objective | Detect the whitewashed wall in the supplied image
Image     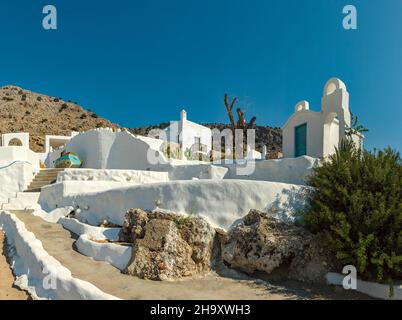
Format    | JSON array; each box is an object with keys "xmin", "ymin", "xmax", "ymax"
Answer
[
  {"xmin": 217, "ymin": 156, "xmax": 317, "ymax": 185},
  {"xmin": 282, "ymin": 78, "xmax": 360, "ymax": 159},
  {"xmin": 64, "ymin": 128, "xmax": 167, "ymax": 171},
  {"xmin": 282, "ymin": 110, "xmax": 323, "ymax": 158},
  {"xmin": 0, "ymin": 147, "xmax": 40, "ymax": 170},
  {"xmin": 0, "ymin": 161, "xmax": 36, "ymax": 202},
  {"xmin": 39, "ymin": 180, "xmax": 307, "ymax": 229},
  {"xmin": 57, "ymin": 169, "xmax": 169, "ymax": 184}
]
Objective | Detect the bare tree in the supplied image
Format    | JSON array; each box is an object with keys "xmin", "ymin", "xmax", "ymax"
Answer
[{"xmin": 223, "ymin": 93, "xmax": 257, "ymax": 157}]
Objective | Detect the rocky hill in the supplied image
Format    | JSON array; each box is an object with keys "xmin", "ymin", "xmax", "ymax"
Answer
[
  {"xmin": 129, "ymin": 122, "xmax": 283, "ymax": 156},
  {"xmin": 0, "ymin": 84, "xmax": 282, "ymax": 156},
  {"xmin": 0, "ymin": 85, "xmax": 119, "ymax": 152}
]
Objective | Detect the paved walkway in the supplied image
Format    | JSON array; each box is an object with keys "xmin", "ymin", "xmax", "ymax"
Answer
[
  {"xmin": 11, "ymin": 211, "xmax": 370, "ymax": 300},
  {"xmin": 0, "ymin": 231, "xmax": 30, "ymax": 300}
]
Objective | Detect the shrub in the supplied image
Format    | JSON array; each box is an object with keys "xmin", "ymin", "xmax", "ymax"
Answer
[
  {"xmin": 36, "ymin": 96, "xmax": 42, "ymax": 101},
  {"xmin": 91, "ymin": 113, "xmax": 99, "ymax": 118},
  {"xmin": 59, "ymin": 103, "xmax": 68, "ymax": 112},
  {"xmin": 300, "ymin": 140, "xmax": 402, "ymax": 285},
  {"xmin": 80, "ymin": 113, "xmax": 87, "ymax": 119}
]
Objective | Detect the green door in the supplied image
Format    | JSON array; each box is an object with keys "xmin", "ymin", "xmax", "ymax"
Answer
[{"xmin": 295, "ymin": 123, "xmax": 307, "ymax": 157}]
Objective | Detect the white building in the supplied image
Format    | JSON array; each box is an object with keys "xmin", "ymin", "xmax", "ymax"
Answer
[
  {"xmin": 163, "ymin": 110, "xmax": 212, "ymax": 160},
  {"xmin": 282, "ymin": 78, "xmax": 363, "ymax": 159}
]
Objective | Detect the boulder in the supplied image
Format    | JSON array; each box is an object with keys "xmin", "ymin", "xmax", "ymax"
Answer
[
  {"xmin": 125, "ymin": 219, "xmax": 196, "ymax": 280},
  {"xmin": 119, "ymin": 208, "xmax": 149, "ymax": 243},
  {"xmin": 223, "ymin": 209, "xmax": 335, "ymax": 283},
  {"xmin": 120, "ymin": 208, "xmax": 219, "ymax": 280},
  {"xmin": 288, "ymin": 233, "xmax": 339, "ymax": 283}
]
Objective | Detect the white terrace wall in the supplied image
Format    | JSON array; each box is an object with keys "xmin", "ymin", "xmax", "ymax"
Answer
[
  {"xmin": 0, "ymin": 147, "xmax": 40, "ymax": 170},
  {"xmin": 0, "ymin": 161, "xmax": 36, "ymax": 203},
  {"xmin": 39, "ymin": 180, "xmax": 307, "ymax": 229},
  {"xmin": 218, "ymin": 156, "xmax": 317, "ymax": 185},
  {"xmin": 57, "ymin": 169, "xmax": 169, "ymax": 184}
]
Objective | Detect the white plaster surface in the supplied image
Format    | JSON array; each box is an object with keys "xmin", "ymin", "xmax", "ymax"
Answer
[
  {"xmin": 39, "ymin": 181, "xmax": 144, "ymax": 211},
  {"xmin": 1, "ymin": 132, "xmax": 29, "ymax": 148},
  {"xmin": 0, "ymin": 211, "xmax": 118, "ymax": 300},
  {"xmin": 65, "ymin": 128, "xmax": 167, "ymax": 170},
  {"xmin": 282, "ymin": 78, "xmax": 363, "ymax": 158},
  {"xmin": 326, "ymin": 272, "xmax": 402, "ymax": 300},
  {"xmin": 39, "ymin": 179, "xmax": 306, "ymax": 229},
  {"xmin": 0, "ymin": 161, "xmax": 36, "ymax": 203},
  {"xmin": 32, "ymin": 207, "xmax": 74, "ymax": 223},
  {"xmin": 2, "ymin": 192, "xmax": 41, "ymax": 211},
  {"xmin": 58, "ymin": 216, "xmax": 120, "ymax": 241},
  {"xmin": 0, "ymin": 147, "xmax": 40, "ymax": 170},
  {"xmin": 218, "ymin": 156, "xmax": 317, "ymax": 185},
  {"xmin": 75, "ymin": 234, "xmax": 131, "ymax": 271},
  {"xmin": 164, "ymin": 110, "xmax": 212, "ymax": 159},
  {"xmin": 57, "ymin": 168, "xmax": 169, "ymax": 184}
]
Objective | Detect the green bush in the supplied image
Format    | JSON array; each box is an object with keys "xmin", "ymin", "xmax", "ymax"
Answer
[
  {"xmin": 59, "ymin": 103, "xmax": 68, "ymax": 112},
  {"xmin": 301, "ymin": 140, "xmax": 402, "ymax": 284}
]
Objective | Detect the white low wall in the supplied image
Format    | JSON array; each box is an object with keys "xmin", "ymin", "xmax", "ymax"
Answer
[
  {"xmin": 326, "ymin": 272, "xmax": 402, "ymax": 300},
  {"xmin": 58, "ymin": 217, "xmax": 120, "ymax": 241},
  {"xmin": 39, "ymin": 180, "xmax": 306, "ymax": 229},
  {"xmin": 217, "ymin": 156, "xmax": 318, "ymax": 185},
  {"xmin": 167, "ymin": 163, "xmax": 228, "ymax": 180},
  {"xmin": 0, "ymin": 211, "xmax": 118, "ymax": 300},
  {"xmin": 75, "ymin": 234, "xmax": 131, "ymax": 271},
  {"xmin": 0, "ymin": 147, "xmax": 40, "ymax": 171},
  {"xmin": 0, "ymin": 161, "xmax": 36, "ymax": 202},
  {"xmin": 57, "ymin": 169, "xmax": 169, "ymax": 184},
  {"xmin": 39, "ymin": 181, "xmax": 151, "ymax": 211}
]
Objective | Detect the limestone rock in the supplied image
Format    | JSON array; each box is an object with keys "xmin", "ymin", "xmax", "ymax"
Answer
[
  {"xmin": 223, "ymin": 209, "xmax": 335, "ymax": 283},
  {"xmin": 121, "ymin": 208, "xmax": 219, "ymax": 280},
  {"xmin": 288, "ymin": 233, "xmax": 339, "ymax": 283},
  {"xmin": 125, "ymin": 219, "xmax": 196, "ymax": 280},
  {"xmin": 118, "ymin": 208, "xmax": 149, "ymax": 243}
]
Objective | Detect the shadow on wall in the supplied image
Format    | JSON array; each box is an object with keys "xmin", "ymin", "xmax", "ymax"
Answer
[{"xmin": 265, "ymin": 186, "xmax": 310, "ymax": 223}]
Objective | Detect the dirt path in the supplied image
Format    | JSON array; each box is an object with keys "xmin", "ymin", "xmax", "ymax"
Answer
[
  {"xmin": 0, "ymin": 231, "xmax": 30, "ymax": 300},
  {"xmin": 11, "ymin": 211, "xmax": 370, "ymax": 300}
]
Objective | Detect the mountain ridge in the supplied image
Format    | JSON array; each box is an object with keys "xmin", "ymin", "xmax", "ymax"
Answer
[{"xmin": 0, "ymin": 85, "xmax": 282, "ymax": 156}]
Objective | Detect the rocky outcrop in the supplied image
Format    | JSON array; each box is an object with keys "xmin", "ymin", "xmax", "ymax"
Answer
[
  {"xmin": 222, "ymin": 209, "xmax": 336, "ymax": 283},
  {"xmin": 0, "ymin": 85, "xmax": 118, "ymax": 152},
  {"xmin": 120, "ymin": 209, "xmax": 219, "ymax": 281}
]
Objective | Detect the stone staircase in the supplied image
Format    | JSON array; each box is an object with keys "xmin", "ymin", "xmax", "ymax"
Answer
[{"xmin": 24, "ymin": 168, "xmax": 65, "ymax": 193}]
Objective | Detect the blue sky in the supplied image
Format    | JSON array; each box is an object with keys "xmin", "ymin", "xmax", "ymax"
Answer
[{"xmin": 0, "ymin": 0, "xmax": 401, "ymax": 151}]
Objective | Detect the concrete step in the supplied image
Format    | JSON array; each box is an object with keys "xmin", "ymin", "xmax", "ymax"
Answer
[
  {"xmin": 23, "ymin": 169, "xmax": 64, "ymax": 192},
  {"xmin": 2, "ymin": 192, "xmax": 40, "ymax": 210},
  {"xmin": 28, "ymin": 180, "xmax": 56, "ymax": 186},
  {"xmin": 25, "ymin": 188, "xmax": 42, "ymax": 193}
]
